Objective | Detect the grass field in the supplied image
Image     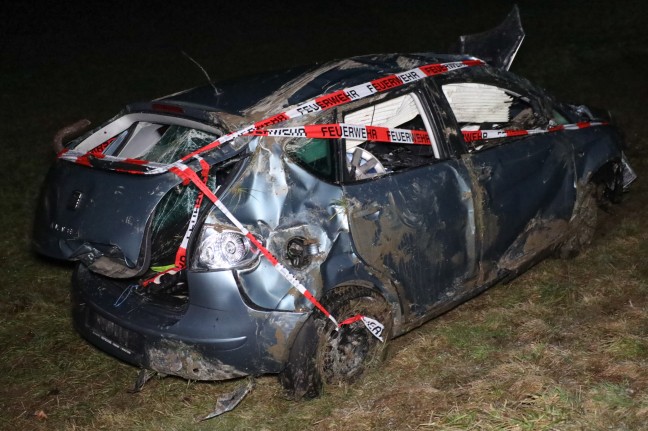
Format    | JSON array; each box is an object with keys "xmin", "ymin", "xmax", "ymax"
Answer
[{"xmin": 1, "ymin": 1, "xmax": 646, "ymax": 429}]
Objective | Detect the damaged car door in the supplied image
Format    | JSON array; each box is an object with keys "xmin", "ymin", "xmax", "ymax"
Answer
[
  {"xmin": 436, "ymin": 75, "xmax": 577, "ymax": 275},
  {"xmin": 341, "ymin": 88, "xmax": 479, "ymax": 319}
]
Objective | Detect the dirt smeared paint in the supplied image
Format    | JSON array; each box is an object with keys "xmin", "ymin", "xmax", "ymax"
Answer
[
  {"xmin": 499, "ymin": 218, "xmax": 569, "ymax": 271},
  {"xmin": 147, "ymin": 339, "xmax": 247, "ymax": 381}
]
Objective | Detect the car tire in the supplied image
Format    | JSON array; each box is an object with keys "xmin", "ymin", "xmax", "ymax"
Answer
[
  {"xmin": 556, "ymin": 184, "xmax": 600, "ymax": 259},
  {"xmin": 279, "ymin": 286, "xmax": 392, "ymax": 400}
]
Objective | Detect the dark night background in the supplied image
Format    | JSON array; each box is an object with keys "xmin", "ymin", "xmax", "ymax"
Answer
[
  {"xmin": 3, "ymin": 0, "xmax": 647, "ymax": 142},
  {"xmin": 2, "ymin": 0, "xmax": 648, "ymax": 429}
]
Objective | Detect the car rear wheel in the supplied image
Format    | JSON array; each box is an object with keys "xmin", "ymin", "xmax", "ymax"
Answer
[{"xmin": 279, "ymin": 286, "xmax": 392, "ymax": 400}]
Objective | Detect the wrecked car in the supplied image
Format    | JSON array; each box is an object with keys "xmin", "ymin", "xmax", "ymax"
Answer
[{"xmin": 33, "ymin": 7, "xmax": 635, "ymax": 402}]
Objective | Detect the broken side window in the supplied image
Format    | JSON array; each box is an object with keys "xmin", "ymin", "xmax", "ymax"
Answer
[
  {"xmin": 285, "ymin": 113, "xmax": 338, "ymax": 182},
  {"xmin": 550, "ymin": 108, "xmax": 570, "ymax": 126},
  {"xmin": 441, "ymin": 83, "xmax": 547, "ymax": 151},
  {"xmin": 342, "ymin": 93, "xmax": 439, "ymax": 181}
]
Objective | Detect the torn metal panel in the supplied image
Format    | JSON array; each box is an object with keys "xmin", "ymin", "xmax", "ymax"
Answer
[
  {"xmin": 198, "ymin": 378, "xmax": 255, "ymax": 421},
  {"xmin": 207, "ymin": 134, "xmax": 349, "ymax": 311},
  {"xmin": 453, "ymin": 5, "xmax": 525, "ymax": 71},
  {"xmin": 621, "ymin": 153, "xmax": 637, "ymax": 189},
  {"xmin": 128, "ymin": 369, "xmax": 157, "ymax": 393}
]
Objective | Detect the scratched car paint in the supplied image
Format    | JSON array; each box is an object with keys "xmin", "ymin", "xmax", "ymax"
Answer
[{"xmin": 33, "ymin": 7, "xmax": 635, "ymax": 403}]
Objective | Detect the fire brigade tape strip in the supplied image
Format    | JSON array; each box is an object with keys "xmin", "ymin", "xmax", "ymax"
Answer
[
  {"xmin": 247, "ymin": 121, "xmax": 609, "ymax": 145},
  {"xmin": 57, "ymin": 59, "xmax": 484, "ymax": 174},
  {"xmin": 462, "ymin": 121, "xmax": 608, "ymax": 143},
  {"xmin": 338, "ymin": 315, "xmax": 385, "ymax": 341},
  {"xmin": 246, "ymin": 123, "xmax": 432, "ymax": 145}
]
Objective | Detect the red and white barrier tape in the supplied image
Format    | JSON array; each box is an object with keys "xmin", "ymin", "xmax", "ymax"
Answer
[
  {"xmin": 244, "ymin": 121, "xmax": 608, "ymax": 146},
  {"xmin": 338, "ymin": 315, "xmax": 385, "ymax": 342},
  {"xmin": 462, "ymin": 121, "xmax": 608, "ymax": 143},
  {"xmin": 246, "ymin": 123, "xmax": 432, "ymax": 145},
  {"xmin": 57, "ymin": 59, "xmax": 484, "ymax": 174}
]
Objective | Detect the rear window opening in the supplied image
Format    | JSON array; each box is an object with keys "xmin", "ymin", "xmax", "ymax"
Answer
[
  {"xmin": 71, "ymin": 113, "xmax": 224, "ymax": 163},
  {"xmin": 112, "ymin": 123, "xmax": 217, "ymax": 163}
]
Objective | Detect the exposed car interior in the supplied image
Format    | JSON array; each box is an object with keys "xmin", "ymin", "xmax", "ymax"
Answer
[{"xmin": 343, "ymin": 93, "xmax": 439, "ymax": 179}]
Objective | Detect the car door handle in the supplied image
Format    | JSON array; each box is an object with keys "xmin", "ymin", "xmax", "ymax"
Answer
[{"xmin": 478, "ymin": 165, "xmax": 492, "ymax": 181}]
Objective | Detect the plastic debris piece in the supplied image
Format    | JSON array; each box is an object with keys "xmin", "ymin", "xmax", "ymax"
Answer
[
  {"xmin": 198, "ymin": 377, "xmax": 256, "ymax": 421},
  {"xmin": 150, "ymin": 264, "xmax": 176, "ymax": 272},
  {"xmin": 128, "ymin": 369, "xmax": 157, "ymax": 393}
]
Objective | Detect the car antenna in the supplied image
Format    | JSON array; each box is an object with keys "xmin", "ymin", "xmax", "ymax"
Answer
[{"xmin": 182, "ymin": 51, "xmax": 221, "ymax": 96}]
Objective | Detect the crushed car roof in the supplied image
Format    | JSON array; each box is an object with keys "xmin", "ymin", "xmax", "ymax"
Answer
[{"xmin": 159, "ymin": 53, "xmax": 473, "ymax": 117}]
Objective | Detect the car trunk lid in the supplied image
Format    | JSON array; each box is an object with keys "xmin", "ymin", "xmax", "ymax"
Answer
[{"xmin": 33, "ymin": 111, "xmax": 246, "ymax": 278}]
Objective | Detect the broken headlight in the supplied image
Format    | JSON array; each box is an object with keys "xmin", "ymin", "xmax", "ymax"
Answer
[{"xmin": 195, "ymin": 224, "xmax": 260, "ymax": 270}]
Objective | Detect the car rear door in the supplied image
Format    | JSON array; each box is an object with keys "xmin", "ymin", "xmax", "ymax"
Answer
[
  {"xmin": 32, "ymin": 113, "xmax": 241, "ymax": 278},
  {"xmin": 436, "ymin": 78, "xmax": 577, "ymax": 274}
]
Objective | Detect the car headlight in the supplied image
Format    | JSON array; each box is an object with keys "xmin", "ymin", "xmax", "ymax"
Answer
[{"xmin": 195, "ymin": 224, "xmax": 260, "ymax": 270}]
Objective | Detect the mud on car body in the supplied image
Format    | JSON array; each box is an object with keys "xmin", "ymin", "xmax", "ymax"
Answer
[{"xmin": 33, "ymin": 8, "xmax": 635, "ymax": 399}]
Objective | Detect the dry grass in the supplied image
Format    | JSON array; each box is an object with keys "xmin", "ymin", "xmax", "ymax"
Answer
[{"xmin": 2, "ymin": 1, "xmax": 647, "ymax": 430}]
